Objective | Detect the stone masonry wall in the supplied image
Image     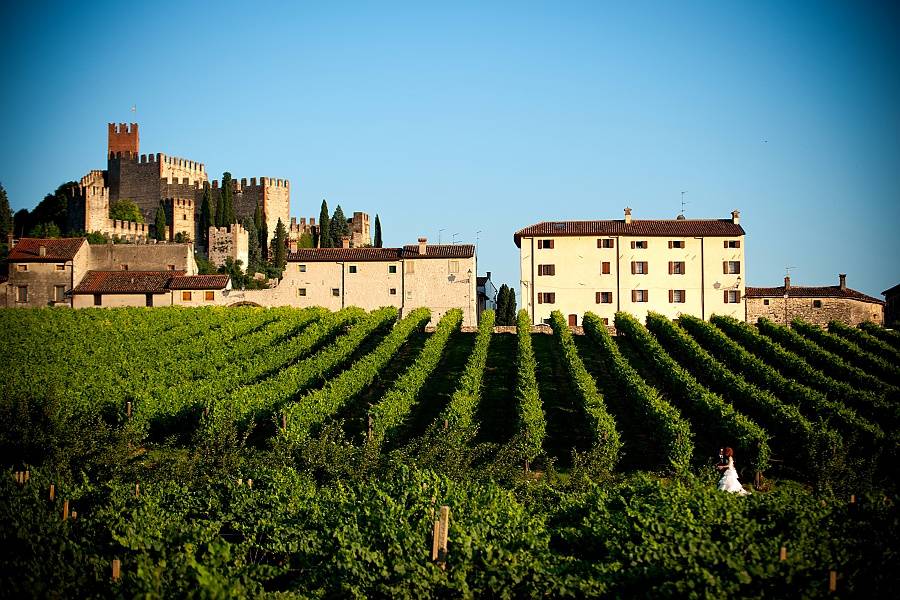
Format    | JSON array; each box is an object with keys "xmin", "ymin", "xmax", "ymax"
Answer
[{"xmin": 745, "ymin": 296, "xmax": 883, "ymax": 327}]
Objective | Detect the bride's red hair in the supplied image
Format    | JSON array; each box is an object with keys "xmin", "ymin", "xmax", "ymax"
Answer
[{"xmin": 723, "ymin": 447, "xmax": 734, "ymax": 457}]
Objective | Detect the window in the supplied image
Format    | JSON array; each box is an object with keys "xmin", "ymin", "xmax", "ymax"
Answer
[
  {"xmin": 406, "ymin": 262, "xmax": 415, "ymax": 274},
  {"xmin": 332, "ymin": 288, "xmax": 340, "ymax": 297},
  {"xmin": 632, "ymin": 290, "xmax": 649, "ymax": 302},
  {"xmin": 669, "ymin": 240, "xmax": 685, "ymax": 249},
  {"xmin": 93, "ymin": 294, "xmax": 101, "ymax": 306},
  {"xmin": 205, "ymin": 291, "xmax": 215, "ymax": 301},
  {"xmin": 390, "ymin": 288, "xmax": 397, "ymax": 295},
  {"xmin": 449, "ymin": 260, "xmax": 460, "ymax": 273},
  {"xmin": 601, "ymin": 261, "xmax": 610, "ymax": 275},
  {"xmin": 54, "ymin": 285, "xmax": 66, "ymax": 302},
  {"xmin": 669, "ymin": 261, "xmax": 686, "ymax": 275},
  {"xmin": 537, "ymin": 292, "xmax": 556, "ymax": 304},
  {"xmin": 56, "ymin": 264, "xmax": 65, "ymax": 271},
  {"xmin": 724, "ymin": 261, "xmax": 741, "ymax": 275},
  {"xmin": 724, "ymin": 290, "xmax": 742, "ymax": 303},
  {"xmin": 813, "ymin": 300, "xmax": 822, "ymax": 308},
  {"xmin": 631, "ymin": 261, "xmax": 648, "ymax": 275},
  {"xmin": 724, "ymin": 240, "xmax": 741, "ymax": 248},
  {"xmin": 538, "ymin": 239, "xmax": 555, "ymax": 249},
  {"xmin": 406, "ymin": 290, "xmax": 413, "ymax": 299},
  {"xmin": 16, "ymin": 264, "xmax": 27, "ymax": 272},
  {"xmin": 669, "ymin": 290, "xmax": 686, "ymax": 303},
  {"xmin": 299, "ymin": 264, "xmax": 307, "ymax": 272},
  {"xmin": 145, "ymin": 294, "xmax": 153, "ymax": 307},
  {"xmin": 121, "ymin": 264, "xmax": 129, "ymax": 271},
  {"xmin": 763, "ymin": 299, "xmax": 770, "ymax": 306},
  {"xmin": 182, "ymin": 291, "xmax": 192, "ymax": 301},
  {"xmin": 388, "ymin": 265, "xmax": 397, "ymax": 274},
  {"xmin": 596, "ymin": 291, "xmax": 613, "ymax": 304},
  {"xmin": 183, "ymin": 214, "xmax": 187, "ymax": 220},
  {"xmin": 600, "ymin": 317, "xmax": 609, "ymax": 326},
  {"xmin": 597, "ymin": 239, "xmax": 614, "ymax": 248},
  {"xmin": 16, "ymin": 286, "xmax": 28, "ymax": 303},
  {"xmin": 538, "ymin": 264, "xmax": 556, "ymax": 276},
  {"xmin": 168, "ymin": 264, "xmax": 176, "ymax": 271},
  {"xmin": 348, "ymin": 265, "xmax": 357, "ymax": 274},
  {"xmin": 298, "ymin": 288, "xmax": 307, "ymax": 297},
  {"xmin": 631, "ymin": 240, "xmax": 648, "ymax": 249}
]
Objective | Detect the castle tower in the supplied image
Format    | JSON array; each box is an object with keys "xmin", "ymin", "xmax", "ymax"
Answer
[
  {"xmin": 164, "ymin": 198, "xmax": 196, "ymax": 242},
  {"xmin": 108, "ymin": 122, "xmax": 139, "ymax": 156}
]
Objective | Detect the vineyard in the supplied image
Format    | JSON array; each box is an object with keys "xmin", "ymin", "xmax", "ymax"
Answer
[{"xmin": 1, "ymin": 306, "xmax": 898, "ymax": 597}]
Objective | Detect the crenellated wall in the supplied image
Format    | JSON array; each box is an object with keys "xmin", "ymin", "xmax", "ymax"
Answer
[
  {"xmin": 208, "ymin": 224, "xmax": 249, "ymax": 272},
  {"xmin": 209, "ymin": 177, "xmax": 290, "ymax": 238},
  {"xmin": 164, "ymin": 198, "xmax": 195, "ymax": 241}
]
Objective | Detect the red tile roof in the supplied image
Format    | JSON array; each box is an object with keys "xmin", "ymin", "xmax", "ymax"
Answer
[
  {"xmin": 168, "ymin": 275, "xmax": 230, "ymax": 290},
  {"xmin": 71, "ymin": 271, "xmax": 186, "ymax": 295},
  {"xmin": 745, "ymin": 285, "xmax": 884, "ymax": 305},
  {"xmin": 8, "ymin": 238, "xmax": 86, "ymax": 261},
  {"xmin": 513, "ymin": 220, "xmax": 745, "ymax": 247},
  {"xmin": 286, "ymin": 244, "xmax": 475, "ymax": 262}
]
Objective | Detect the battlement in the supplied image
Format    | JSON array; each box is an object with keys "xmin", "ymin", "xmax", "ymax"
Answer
[
  {"xmin": 210, "ymin": 223, "xmax": 246, "ymax": 235},
  {"xmin": 161, "ymin": 177, "xmax": 206, "ymax": 187},
  {"xmin": 157, "ymin": 152, "xmax": 205, "ymax": 173},
  {"xmin": 108, "ymin": 122, "xmax": 139, "ymax": 155},
  {"xmin": 210, "ymin": 176, "xmax": 289, "ymax": 190},
  {"xmin": 164, "ymin": 197, "xmax": 194, "ymax": 209},
  {"xmin": 79, "ymin": 170, "xmax": 106, "ymax": 188}
]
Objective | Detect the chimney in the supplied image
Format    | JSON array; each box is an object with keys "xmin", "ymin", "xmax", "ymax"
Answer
[
  {"xmin": 624, "ymin": 207, "xmax": 632, "ymax": 225},
  {"xmin": 839, "ymin": 273, "xmax": 847, "ymax": 290},
  {"xmin": 289, "ymin": 239, "xmax": 298, "ymax": 253},
  {"xmin": 784, "ymin": 276, "xmax": 791, "ymax": 290},
  {"xmin": 341, "ymin": 236, "xmax": 350, "ymax": 249},
  {"xmin": 418, "ymin": 237, "xmax": 427, "ymax": 255},
  {"xmin": 731, "ymin": 209, "xmax": 741, "ymax": 225},
  {"xmin": 39, "ymin": 245, "xmax": 47, "ymax": 257},
  {"xmin": 486, "ymin": 271, "xmax": 491, "ymax": 280}
]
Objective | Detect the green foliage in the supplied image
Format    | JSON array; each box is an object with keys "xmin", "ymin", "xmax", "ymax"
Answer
[
  {"xmin": 298, "ymin": 232, "xmax": 314, "ymax": 248},
  {"xmin": 85, "ymin": 231, "xmax": 108, "ymax": 244},
  {"xmin": 110, "ymin": 199, "xmax": 145, "ymax": 223},
  {"xmin": 615, "ymin": 311, "xmax": 771, "ymax": 473},
  {"xmin": 830, "ymin": 320, "xmax": 900, "ymax": 364},
  {"xmin": 793, "ymin": 319, "xmax": 900, "ymax": 387},
  {"xmin": 272, "ymin": 217, "xmax": 287, "ymax": 275},
  {"xmin": 859, "ymin": 321, "xmax": 900, "ymax": 349},
  {"xmin": 13, "ymin": 208, "xmax": 30, "ymax": 237},
  {"xmin": 329, "ymin": 204, "xmax": 350, "ymax": 247},
  {"xmin": 442, "ymin": 309, "xmax": 494, "ymax": 433},
  {"xmin": 0, "ymin": 181, "xmax": 13, "ymax": 240},
  {"xmin": 194, "ymin": 253, "xmax": 217, "ymax": 275},
  {"xmin": 220, "ymin": 172, "xmax": 236, "ymax": 226},
  {"xmin": 29, "ymin": 221, "xmax": 61, "ymax": 238},
  {"xmin": 647, "ymin": 312, "xmax": 842, "ymax": 487},
  {"xmin": 199, "ymin": 185, "xmax": 214, "ymax": 247},
  {"xmin": 26, "ymin": 182, "xmax": 73, "ymax": 235},
  {"xmin": 318, "ymin": 199, "xmax": 331, "ymax": 248},
  {"xmin": 514, "ymin": 309, "xmax": 546, "ymax": 462},
  {"xmin": 153, "ymin": 203, "xmax": 166, "ymax": 241},
  {"xmin": 369, "ymin": 310, "xmax": 462, "ymax": 449},
  {"xmin": 282, "ymin": 308, "xmax": 430, "ymax": 444},
  {"xmin": 374, "ymin": 213, "xmax": 382, "ymax": 247},
  {"xmin": 583, "ymin": 311, "xmax": 693, "ymax": 473},
  {"xmin": 242, "ymin": 217, "xmax": 261, "ymax": 274},
  {"xmin": 495, "ymin": 284, "xmax": 511, "ymax": 326}
]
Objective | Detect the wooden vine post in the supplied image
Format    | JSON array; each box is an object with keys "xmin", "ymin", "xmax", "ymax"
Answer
[
  {"xmin": 367, "ymin": 414, "xmax": 373, "ymax": 442},
  {"xmin": 779, "ymin": 546, "xmax": 787, "ymax": 561},
  {"xmin": 126, "ymin": 401, "xmax": 132, "ymax": 419},
  {"xmin": 281, "ymin": 413, "xmax": 287, "ymax": 432},
  {"xmin": 431, "ymin": 505, "xmax": 450, "ymax": 569},
  {"xmin": 62, "ymin": 500, "xmax": 69, "ymax": 521},
  {"xmin": 112, "ymin": 559, "xmax": 121, "ymax": 582},
  {"xmin": 49, "ymin": 484, "xmax": 55, "ymax": 502},
  {"xmin": 829, "ymin": 570, "xmax": 837, "ymax": 593}
]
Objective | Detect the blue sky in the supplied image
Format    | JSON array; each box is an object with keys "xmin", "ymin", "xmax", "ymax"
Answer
[{"xmin": 1, "ymin": 1, "xmax": 898, "ymax": 298}]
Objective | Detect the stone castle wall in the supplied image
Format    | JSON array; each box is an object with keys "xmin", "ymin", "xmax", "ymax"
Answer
[
  {"xmin": 209, "ymin": 225, "xmax": 249, "ymax": 272},
  {"xmin": 745, "ymin": 296, "xmax": 883, "ymax": 327}
]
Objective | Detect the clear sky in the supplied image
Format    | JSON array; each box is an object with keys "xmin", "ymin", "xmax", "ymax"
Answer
[{"xmin": 1, "ymin": 1, "xmax": 898, "ymax": 298}]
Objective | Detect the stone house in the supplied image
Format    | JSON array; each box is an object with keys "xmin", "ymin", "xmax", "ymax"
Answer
[
  {"xmin": 744, "ymin": 274, "xmax": 884, "ymax": 327},
  {"xmin": 476, "ymin": 271, "xmax": 498, "ymax": 321},
  {"xmin": 5, "ymin": 238, "xmax": 90, "ymax": 307},
  {"xmin": 70, "ymin": 271, "xmax": 229, "ymax": 308},
  {"xmin": 515, "ymin": 209, "xmax": 746, "ymax": 326},
  {"xmin": 883, "ymin": 283, "xmax": 900, "ymax": 328}
]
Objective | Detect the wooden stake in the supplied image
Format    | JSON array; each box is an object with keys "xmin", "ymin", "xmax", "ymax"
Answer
[
  {"xmin": 850, "ymin": 494, "xmax": 856, "ymax": 504},
  {"xmin": 779, "ymin": 546, "xmax": 787, "ymax": 561},
  {"xmin": 367, "ymin": 414, "xmax": 373, "ymax": 442},
  {"xmin": 15, "ymin": 471, "xmax": 21, "ymax": 484},
  {"xmin": 126, "ymin": 401, "xmax": 132, "ymax": 418},
  {"xmin": 443, "ymin": 419, "xmax": 448, "ymax": 431},
  {"xmin": 49, "ymin": 484, "xmax": 55, "ymax": 502},
  {"xmin": 112, "ymin": 559, "xmax": 121, "ymax": 581},
  {"xmin": 247, "ymin": 479, "xmax": 253, "ymax": 489},
  {"xmin": 281, "ymin": 413, "xmax": 287, "ymax": 431},
  {"xmin": 237, "ymin": 478, "xmax": 243, "ymax": 486},
  {"xmin": 62, "ymin": 500, "xmax": 69, "ymax": 521},
  {"xmin": 431, "ymin": 519, "xmax": 441, "ymax": 561},
  {"xmin": 71, "ymin": 511, "xmax": 77, "ymax": 520},
  {"xmin": 754, "ymin": 471, "xmax": 762, "ymax": 489},
  {"xmin": 438, "ymin": 505, "xmax": 450, "ymax": 567},
  {"xmin": 829, "ymin": 570, "xmax": 837, "ymax": 593},
  {"xmin": 24, "ymin": 470, "xmax": 29, "ymax": 483},
  {"xmin": 135, "ymin": 483, "xmax": 140, "ymax": 497}
]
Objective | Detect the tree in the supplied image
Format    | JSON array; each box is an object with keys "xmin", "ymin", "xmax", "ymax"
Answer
[
  {"xmin": 504, "ymin": 288, "xmax": 517, "ymax": 325},
  {"xmin": 495, "ymin": 285, "xmax": 510, "ymax": 325},
  {"xmin": 195, "ymin": 253, "xmax": 217, "ymax": 275},
  {"xmin": 272, "ymin": 218, "xmax": 287, "ymax": 274},
  {"xmin": 28, "ymin": 183, "xmax": 73, "ymax": 235},
  {"xmin": 109, "ymin": 199, "xmax": 144, "ymax": 223},
  {"xmin": 221, "ymin": 172, "xmax": 236, "ymax": 226},
  {"xmin": 243, "ymin": 217, "xmax": 261, "ymax": 274},
  {"xmin": 298, "ymin": 232, "xmax": 314, "ymax": 248},
  {"xmin": 199, "ymin": 185, "xmax": 214, "ymax": 247},
  {"xmin": 374, "ymin": 214, "xmax": 382, "ymax": 248},
  {"xmin": 154, "ymin": 204, "xmax": 167, "ymax": 241},
  {"xmin": 253, "ymin": 202, "xmax": 267, "ymax": 260},
  {"xmin": 330, "ymin": 204, "xmax": 350, "ymax": 247},
  {"xmin": 13, "ymin": 209, "xmax": 29, "ymax": 237},
  {"xmin": 29, "ymin": 222, "xmax": 61, "ymax": 238},
  {"xmin": 0, "ymin": 182, "xmax": 12, "ymax": 241},
  {"xmin": 215, "ymin": 188, "xmax": 225, "ymax": 228},
  {"xmin": 318, "ymin": 199, "xmax": 330, "ymax": 248}
]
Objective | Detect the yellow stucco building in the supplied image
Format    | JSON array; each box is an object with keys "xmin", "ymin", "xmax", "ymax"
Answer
[{"xmin": 515, "ymin": 209, "xmax": 746, "ymax": 326}]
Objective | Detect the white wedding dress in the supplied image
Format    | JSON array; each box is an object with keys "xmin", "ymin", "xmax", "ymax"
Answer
[{"xmin": 717, "ymin": 457, "xmax": 750, "ymax": 495}]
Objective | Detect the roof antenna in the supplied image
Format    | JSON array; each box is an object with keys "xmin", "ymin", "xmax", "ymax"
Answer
[{"xmin": 679, "ymin": 191, "xmax": 688, "ymax": 218}]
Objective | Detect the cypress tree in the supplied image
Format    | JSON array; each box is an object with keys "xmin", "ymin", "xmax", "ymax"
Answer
[
  {"xmin": 330, "ymin": 204, "xmax": 349, "ymax": 247},
  {"xmin": 243, "ymin": 217, "xmax": 260, "ymax": 274},
  {"xmin": 495, "ymin": 285, "xmax": 510, "ymax": 325},
  {"xmin": 273, "ymin": 218, "xmax": 287, "ymax": 272},
  {"xmin": 221, "ymin": 172, "xmax": 235, "ymax": 225},
  {"xmin": 253, "ymin": 202, "xmax": 267, "ymax": 259},
  {"xmin": 504, "ymin": 288, "xmax": 517, "ymax": 325},
  {"xmin": 215, "ymin": 189, "xmax": 225, "ymax": 228},
  {"xmin": 0, "ymin": 182, "xmax": 13, "ymax": 241},
  {"xmin": 318, "ymin": 199, "xmax": 330, "ymax": 248},
  {"xmin": 373, "ymin": 214, "xmax": 382, "ymax": 248},
  {"xmin": 200, "ymin": 185, "xmax": 214, "ymax": 247},
  {"xmin": 154, "ymin": 204, "xmax": 167, "ymax": 241}
]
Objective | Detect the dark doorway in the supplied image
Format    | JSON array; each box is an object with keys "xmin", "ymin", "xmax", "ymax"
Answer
[{"xmin": 568, "ymin": 314, "xmax": 577, "ymax": 327}]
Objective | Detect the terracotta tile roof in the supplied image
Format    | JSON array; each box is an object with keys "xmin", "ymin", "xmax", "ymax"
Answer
[
  {"xmin": 513, "ymin": 220, "xmax": 745, "ymax": 247},
  {"xmin": 286, "ymin": 244, "xmax": 475, "ymax": 262},
  {"xmin": 71, "ymin": 270, "xmax": 186, "ymax": 294},
  {"xmin": 168, "ymin": 275, "xmax": 230, "ymax": 290},
  {"xmin": 745, "ymin": 285, "xmax": 884, "ymax": 305},
  {"xmin": 401, "ymin": 244, "xmax": 475, "ymax": 259},
  {"xmin": 8, "ymin": 238, "xmax": 86, "ymax": 261}
]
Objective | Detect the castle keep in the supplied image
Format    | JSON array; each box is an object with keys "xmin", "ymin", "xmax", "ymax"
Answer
[{"xmin": 70, "ymin": 123, "xmax": 291, "ymax": 243}]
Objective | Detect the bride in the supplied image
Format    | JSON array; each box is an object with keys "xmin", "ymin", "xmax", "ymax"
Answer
[{"xmin": 717, "ymin": 447, "xmax": 750, "ymax": 495}]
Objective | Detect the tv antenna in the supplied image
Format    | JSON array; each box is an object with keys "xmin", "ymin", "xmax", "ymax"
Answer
[
  {"xmin": 438, "ymin": 228, "xmax": 445, "ymax": 245},
  {"xmin": 680, "ymin": 191, "xmax": 689, "ymax": 217},
  {"xmin": 785, "ymin": 266, "xmax": 797, "ymax": 278}
]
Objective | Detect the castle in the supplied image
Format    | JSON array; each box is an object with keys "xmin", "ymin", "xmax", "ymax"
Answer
[{"xmin": 69, "ymin": 123, "xmax": 291, "ymax": 245}]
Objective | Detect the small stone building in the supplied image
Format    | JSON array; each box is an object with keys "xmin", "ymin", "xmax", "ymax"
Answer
[
  {"xmin": 70, "ymin": 270, "xmax": 229, "ymax": 308},
  {"xmin": 4, "ymin": 238, "xmax": 90, "ymax": 307},
  {"xmin": 883, "ymin": 283, "xmax": 900, "ymax": 328},
  {"xmin": 744, "ymin": 274, "xmax": 883, "ymax": 327}
]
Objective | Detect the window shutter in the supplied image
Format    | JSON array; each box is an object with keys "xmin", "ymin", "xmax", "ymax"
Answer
[
  {"xmin": 631, "ymin": 241, "xmax": 636, "ymax": 249},
  {"xmin": 724, "ymin": 241, "xmax": 728, "ymax": 249},
  {"xmin": 631, "ymin": 262, "xmax": 636, "ymax": 274},
  {"xmin": 631, "ymin": 290, "xmax": 636, "ymax": 302},
  {"xmin": 643, "ymin": 262, "xmax": 648, "ymax": 274},
  {"xmin": 596, "ymin": 292, "xmax": 601, "ymax": 304},
  {"xmin": 645, "ymin": 290, "xmax": 649, "ymax": 302},
  {"xmin": 723, "ymin": 261, "xmax": 728, "ymax": 274},
  {"xmin": 668, "ymin": 261, "xmax": 673, "ymax": 275},
  {"xmin": 683, "ymin": 290, "xmax": 687, "ymax": 302},
  {"xmin": 735, "ymin": 240, "xmax": 741, "ymax": 248},
  {"xmin": 668, "ymin": 241, "xmax": 673, "ymax": 249},
  {"xmin": 736, "ymin": 291, "xmax": 742, "ymax": 302},
  {"xmin": 537, "ymin": 294, "xmax": 543, "ymax": 304},
  {"xmin": 735, "ymin": 262, "xmax": 740, "ymax": 274},
  {"xmin": 602, "ymin": 262, "xmax": 610, "ymax": 275},
  {"xmin": 669, "ymin": 289, "xmax": 674, "ymax": 303},
  {"xmin": 724, "ymin": 290, "xmax": 729, "ymax": 303}
]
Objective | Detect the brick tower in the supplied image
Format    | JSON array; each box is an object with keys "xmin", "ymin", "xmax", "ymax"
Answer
[{"xmin": 108, "ymin": 123, "xmax": 139, "ymax": 156}]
